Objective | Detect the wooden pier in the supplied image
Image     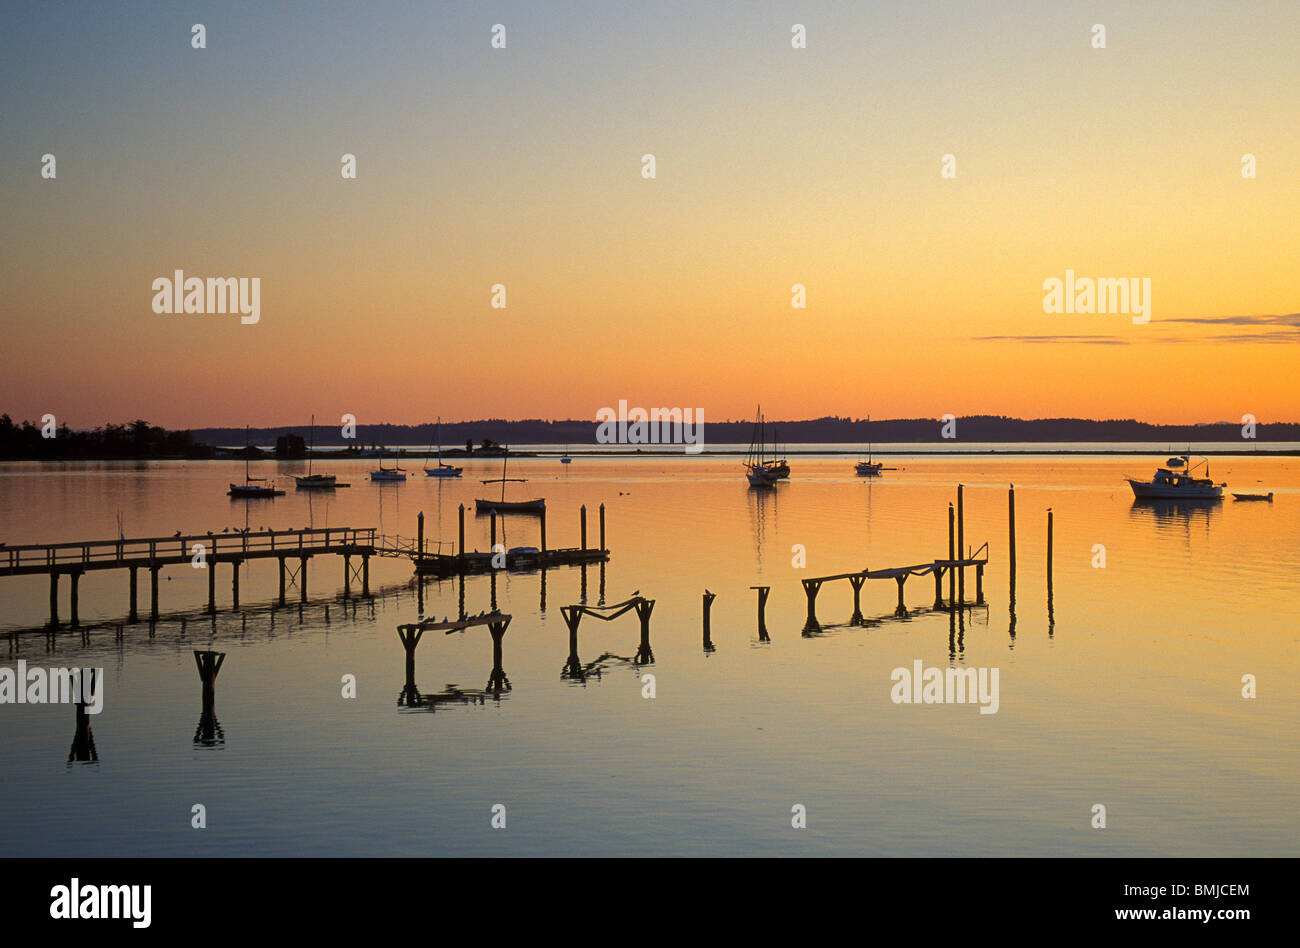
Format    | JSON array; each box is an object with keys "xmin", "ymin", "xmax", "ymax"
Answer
[
  {"xmin": 0, "ymin": 527, "xmax": 378, "ymax": 628},
  {"xmin": 404, "ymin": 503, "xmax": 610, "ymax": 577}
]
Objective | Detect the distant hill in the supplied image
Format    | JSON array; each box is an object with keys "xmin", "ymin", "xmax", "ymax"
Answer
[{"xmin": 186, "ymin": 416, "xmax": 1300, "ymax": 449}]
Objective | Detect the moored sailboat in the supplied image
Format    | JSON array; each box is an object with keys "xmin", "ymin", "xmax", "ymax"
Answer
[
  {"xmin": 229, "ymin": 427, "xmax": 284, "ymax": 497},
  {"xmin": 476, "ymin": 447, "xmax": 545, "ymax": 514},
  {"xmin": 295, "ymin": 415, "xmax": 337, "ymax": 489},
  {"xmin": 424, "ymin": 418, "xmax": 463, "ymax": 478}
]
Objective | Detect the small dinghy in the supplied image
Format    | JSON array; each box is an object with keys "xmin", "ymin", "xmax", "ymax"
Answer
[{"xmin": 1231, "ymin": 492, "xmax": 1273, "ymax": 502}]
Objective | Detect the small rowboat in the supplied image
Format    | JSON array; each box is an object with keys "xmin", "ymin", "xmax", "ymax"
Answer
[
  {"xmin": 475, "ymin": 498, "xmax": 546, "ymax": 514},
  {"xmin": 1231, "ymin": 492, "xmax": 1273, "ymax": 502}
]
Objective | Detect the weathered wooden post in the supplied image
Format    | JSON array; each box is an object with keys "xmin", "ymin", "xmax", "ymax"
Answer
[
  {"xmin": 580, "ymin": 505, "xmax": 587, "ymax": 551},
  {"xmin": 948, "ymin": 503, "xmax": 956, "ymax": 605},
  {"xmin": 362, "ymin": 554, "xmax": 370, "ymax": 597},
  {"xmin": 957, "ymin": 484, "xmax": 965, "ymax": 604},
  {"xmin": 207, "ymin": 559, "xmax": 217, "ymax": 613},
  {"xmin": 128, "ymin": 566, "xmax": 139, "ymax": 623},
  {"xmin": 561, "ymin": 606, "xmax": 583, "ymax": 678},
  {"xmin": 231, "ymin": 560, "xmax": 240, "ymax": 611},
  {"xmin": 933, "ymin": 564, "xmax": 944, "ymax": 610},
  {"xmin": 149, "ymin": 565, "xmax": 160, "ymax": 620},
  {"xmin": 599, "ymin": 503, "xmax": 606, "ymax": 551},
  {"xmin": 194, "ymin": 649, "xmax": 225, "ymax": 713},
  {"xmin": 343, "ymin": 554, "xmax": 351, "ymax": 598},
  {"xmin": 540, "ymin": 506, "xmax": 547, "ymax": 555},
  {"xmin": 1047, "ymin": 508, "xmax": 1054, "ymax": 588},
  {"xmin": 69, "ymin": 571, "xmax": 81, "ymax": 629},
  {"xmin": 490, "ymin": 512, "xmax": 496, "ymax": 553},
  {"xmin": 895, "ymin": 575, "xmax": 907, "ymax": 616},
  {"xmin": 801, "ymin": 578, "xmax": 823, "ymax": 635},
  {"xmin": 702, "ymin": 590, "xmax": 716, "ymax": 651},
  {"xmin": 458, "ymin": 504, "xmax": 466, "ymax": 560},
  {"xmin": 634, "ymin": 598, "xmax": 655, "ymax": 665},
  {"xmin": 277, "ymin": 556, "xmax": 286, "ymax": 606},
  {"xmin": 975, "ymin": 562, "xmax": 984, "ymax": 605},
  {"xmin": 487, "ymin": 616, "xmax": 511, "ymax": 693},
  {"xmin": 849, "ymin": 574, "xmax": 866, "ymax": 624},
  {"xmin": 300, "ymin": 556, "xmax": 309, "ymax": 603},
  {"xmin": 69, "ymin": 668, "xmax": 97, "ymax": 762},
  {"xmin": 417, "ymin": 511, "xmax": 425, "ymax": 561},
  {"xmin": 1008, "ymin": 485, "xmax": 1016, "ymax": 587},
  {"xmin": 48, "ymin": 572, "xmax": 59, "ymax": 629},
  {"xmin": 752, "ymin": 585, "xmax": 771, "ymax": 641},
  {"xmin": 397, "ymin": 624, "xmax": 423, "ymax": 705}
]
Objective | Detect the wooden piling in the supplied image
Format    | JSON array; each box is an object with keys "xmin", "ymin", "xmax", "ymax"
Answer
[
  {"xmin": 802, "ymin": 578, "xmax": 823, "ymax": 634},
  {"xmin": 417, "ymin": 512, "xmax": 425, "ymax": 561},
  {"xmin": 540, "ymin": 507, "xmax": 547, "ymax": 554},
  {"xmin": 361, "ymin": 554, "xmax": 370, "ymax": 597},
  {"xmin": 458, "ymin": 505, "xmax": 465, "ymax": 558},
  {"xmin": 752, "ymin": 585, "xmax": 770, "ymax": 641},
  {"xmin": 343, "ymin": 554, "xmax": 351, "ymax": 598},
  {"xmin": 957, "ymin": 484, "xmax": 965, "ymax": 604},
  {"xmin": 849, "ymin": 574, "xmax": 866, "ymax": 624},
  {"xmin": 948, "ymin": 503, "xmax": 956, "ymax": 606},
  {"xmin": 1008, "ymin": 485, "xmax": 1016, "ymax": 586},
  {"xmin": 207, "ymin": 559, "xmax": 216, "ymax": 613},
  {"xmin": 128, "ymin": 566, "xmax": 138, "ymax": 623},
  {"xmin": 634, "ymin": 598, "xmax": 655, "ymax": 664},
  {"xmin": 976, "ymin": 562, "xmax": 984, "ymax": 605},
  {"xmin": 48, "ymin": 572, "xmax": 59, "ymax": 628},
  {"xmin": 895, "ymin": 575, "xmax": 907, "ymax": 616},
  {"xmin": 1047, "ymin": 508, "xmax": 1054, "ymax": 587},
  {"xmin": 599, "ymin": 503, "xmax": 606, "ymax": 551},
  {"xmin": 933, "ymin": 565, "xmax": 944, "ymax": 610},
  {"xmin": 490, "ymin": 513, "xmax": 496, "ymax": 553},
  {"xmin": 150, "ymin": 566, "xmax": 160, "ymax": 620},
  {"xmin": 231, "ymin": 560, "xmax": 240, "ymax": 611},
  {"xmin": 300, "ymin": 556, "xmax": 309, "ymax": 602},
  {"xmin": 69, "ymin": 571, "xmax": 80, "ymax": 628},
  {"xmin": 580, "ymin": 505, "xmax": 587, "ymax": 551},
  {"xmin": 277, "ymin": 556, "xmax": 286, "ymax": 606},
  {"xmin": 702, "ymin": 590, "xmax": 716, "ymax": 650}
]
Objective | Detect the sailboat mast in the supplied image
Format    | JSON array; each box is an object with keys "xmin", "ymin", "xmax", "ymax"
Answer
[{"xmin": 308, "ymin": 414, "xmax": 315, "ymax": 475}]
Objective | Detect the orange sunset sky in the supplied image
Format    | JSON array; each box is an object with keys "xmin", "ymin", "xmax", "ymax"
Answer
[{"xmin": 1, "ymin": 2, "xmax": 1297, "ymax": 428}]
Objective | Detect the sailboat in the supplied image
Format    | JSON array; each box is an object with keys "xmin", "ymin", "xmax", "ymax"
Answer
[
  {"xmin": 560, "ymin": 443, "xmax": 572, "ymax": 464},
  {"xmin": 745, "ymin": 408, "xmax": 781, "ymax": 488},
  {"xmin": 762, "ymin": 423, "xmax": 790, "ymax": 479},
  {"xmin": 295, "ymin": 415, "xmax": 337, "ymax": 489},
  {"xmin": 369, "ymin": 449, "xmax": 407, "ymax": 482},
  {"xmin": 854, "ymin": 415, "xmax": 884, "ymax": 476},
  {"xmin": 476, "ymin": 447, "xmax": 545, "ymax": 514},
  {"xmin": 424, "ymin": 418, "xmax": 463, "ymax": 478},
  {"xmin": 229, "ymin": 427, "xmax": 285, "ymax": 497}
]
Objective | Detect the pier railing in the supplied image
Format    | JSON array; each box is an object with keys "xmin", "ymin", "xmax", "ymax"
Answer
[{"xmin": 1, "ymin": 528, "xmax": 377, "ymax": 574}]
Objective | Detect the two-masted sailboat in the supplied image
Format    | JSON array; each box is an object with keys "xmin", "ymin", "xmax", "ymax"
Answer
[
  {"xmin": 294, "ymin": 415, "xmax": 338, "ymax": 489},
  {"xmin": 369, "ymin": 450, "xmax": 407, "ymax": 482},
  {"xmin": 424, "ymin": 418, "xmax": 463, "ymax": 478},
  {"xmin": 745, "ymin": 408, "xmax": 781, "ymax": 488},
  {"xmin": 476, "ymin": 448, "xmax": 545, "ymax": 514}
]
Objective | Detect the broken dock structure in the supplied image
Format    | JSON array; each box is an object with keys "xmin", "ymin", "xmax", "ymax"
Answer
[{"xmin": 401, "ymin": 503, "xmax": 610, "ymax": 577}]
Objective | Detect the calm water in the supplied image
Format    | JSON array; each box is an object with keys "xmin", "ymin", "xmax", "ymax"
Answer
[{"xmin": 1, "ymin": 454, "xmax": 1297, "ymax": 856}]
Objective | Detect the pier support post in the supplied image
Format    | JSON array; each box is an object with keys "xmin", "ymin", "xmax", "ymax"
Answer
[
  {"xmin": 849, "ymin": 575, "xmax": 865, "ymax": 624},
  {"xmin": 458, "ymin": 504, "xmax": 465, "ymax": 560},
  {"xmin": 562, "ymin": 607, "xmax": 583, "ymax": 679},
  {"xmin": 801, "ymin": 578, "xmax": 823, "ymax": 635},
  {"xmin": 69, "ymin": 571, "xmax": 81, "ymax": 629},
  {"xmin": 580, "ymin": 505, "xmax": 587, "ymax": 551},
  {"xmin": 540, "ymin": 507, "xmax": 547, "ymax": 555},
  {"xmin": 634, "ymin": 598, "xmax": 655, "ymax": 665},
  {"xmin": 702, "ymin": 590, "xmax": 716, "ymax": 652},
  {"xmin": 1008, "ymin": 485, "xmax": 1016, "ymax": 588},
  {"xmin": 277, "ymin": 556, "xmax": 286, "ymax": 606},
  {"xmin": 150, "ymin": 566, "xmax": 160, "ymax": 620},
  {"xmin": 397, "ymin": 625, "xmax": 423, "ymax": 691},
  {"xmin": 895, "ymin": 575, "xmax": 907, "ymax": 617},
  {"xmin": 48, "ymin": 572, "xmax": 59, "ymax": 629},
  {"xmin": 194, "ymin": 649, "xmax": 225, "ymax": 742},
  {"xmin": 417, "ymin": 511, "xmax": 424, "ymax": 560},
  {"xmin": 207, "ymin": 559, "xmax": 216, "ymax": 614},
  {"xmin": 752, "ymin": 585, "xmax": 771, "ymax": 641},
  {"xmin": 231, "ymin": 560, "xmax": 241, "ymax": 611},
  {"xmin": 957, "ymin": 484, "xmax": 965, "ymax": 604},
  {"xmin": 599, "ymin": 503, "xmax": 606, "ymax": 551},
  {"xmin": 343, "ymin": 554, "xmax": 351, "ymax": 598},
  {"xmin": 487, "ymin": 617, "xmax": 511, "ymax": 693},
  {"xmin": 976, "ymin": 563, "xmax": 984, "ymax": 605},
  {"xmin": 128, "ymin": 566, "xmax": 138, "ymax": 623},
  {"xmin": 933, "ymin": 565, "xmax": 944, "ymax": 610},
  {"xmin": 948, "ymin": 503, "xmax": 956, "ymax": 605},
  {"xmin": 361, "ymin": 554, "xmax": 370, "ymax": 597},
  {"xmin": 490, "ymin": 513, "xmax": 496, "ymax": 554},
  {"xmin": 300, "ymin": 556, "xmax": 309, "ymax": 603},
  {"xmin": 1046, "ymin": 508, "xmax": 1053, "ymax": 584},
  {"xmin": 69, "ymin": 669, "xmax": 98, "ymax": 762}
]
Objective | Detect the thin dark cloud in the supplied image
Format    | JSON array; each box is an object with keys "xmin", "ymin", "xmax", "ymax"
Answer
[
  {"xmin": 975, "ymin": 311, "xmax": 1300, "ymax": 346},
  {"xmin": 972, "ymin": 335, "xmax": 1128, "ymax": 345},
  {"xmin": 1162, "ymin": 313, "xmax": 1300, "ymax": 327}
]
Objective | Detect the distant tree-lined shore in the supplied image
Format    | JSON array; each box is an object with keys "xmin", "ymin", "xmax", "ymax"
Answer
[{"xmin": 4, "ymin": 413, "xmax": 1297, "ymax": 460}]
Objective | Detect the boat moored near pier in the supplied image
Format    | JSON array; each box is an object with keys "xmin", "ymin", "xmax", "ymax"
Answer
[{"xmin": 1127, "ymin": 456, "xmax": 1224, "ymax": 500}]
